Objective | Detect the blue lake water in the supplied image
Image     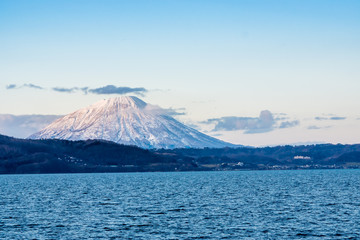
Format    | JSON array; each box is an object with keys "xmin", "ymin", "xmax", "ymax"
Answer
[{"xmin": 0, "ymin": 170, "xmax": 360, "ymax": 239}]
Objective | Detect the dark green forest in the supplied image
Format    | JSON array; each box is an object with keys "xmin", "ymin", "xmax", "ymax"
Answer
[{"xmin": 1, "ymin": 134, "xmax": 360, "ymax": 174}]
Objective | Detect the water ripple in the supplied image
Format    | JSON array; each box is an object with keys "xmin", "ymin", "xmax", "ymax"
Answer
[{"xmin": 0, "ymin": 170, "xmax": 360, "ymax": 239}]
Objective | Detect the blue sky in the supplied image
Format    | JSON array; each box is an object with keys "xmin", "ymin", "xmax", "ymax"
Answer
[{"xmin": 1, "ymin": 0, "xmax": 359, "ymax": 146}]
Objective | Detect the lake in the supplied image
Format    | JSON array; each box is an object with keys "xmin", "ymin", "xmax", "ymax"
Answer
[{"xmin": 0, "ymin": 170, "xmax": 359, "ymax": 239}]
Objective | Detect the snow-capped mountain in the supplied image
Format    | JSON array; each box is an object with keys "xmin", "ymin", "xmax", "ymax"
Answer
[{"xmin": 29, "ymin": 96, "xmax": 235, "ymax": 149}]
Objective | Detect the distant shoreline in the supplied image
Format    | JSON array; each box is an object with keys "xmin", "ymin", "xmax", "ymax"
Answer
[{"xmin": 1, "ymin": 134, "xmax": 360, "ymax": 174}]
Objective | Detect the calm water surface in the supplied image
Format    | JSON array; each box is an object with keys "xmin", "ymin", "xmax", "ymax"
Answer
[{"xmin": 0, "ymin": 170, "xmax": 359, "ymax": 239}]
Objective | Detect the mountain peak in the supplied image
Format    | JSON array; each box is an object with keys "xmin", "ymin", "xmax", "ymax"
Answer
[
  {"xmin": 29, "ymin": 97, "xmax": 235, "ymax": 149},
  {"xmin": 95, "ymin": 96, "xmax": 147, "ymax": 110}
]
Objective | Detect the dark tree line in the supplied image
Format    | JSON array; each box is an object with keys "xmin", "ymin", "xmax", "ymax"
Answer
[{"xmin": 1, "ymin": 134, "xmax": 360, "ymax": 174}]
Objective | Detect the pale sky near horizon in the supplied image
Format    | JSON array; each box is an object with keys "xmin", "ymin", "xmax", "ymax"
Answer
[{"xmin": 1, "ymin": 0, "xmax": 359, "ymax": 146}]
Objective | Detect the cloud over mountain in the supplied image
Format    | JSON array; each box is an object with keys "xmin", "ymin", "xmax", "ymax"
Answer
[
  {"xmin": 144, "ymin": 105, "xmax": 186, "ymax": 116},
  {"xmin": 88, "ymin": 85, "xmax": 147, "ymax": 95},
  {"xmin": 6, "ymin": 84, "xmax": 147, "ymax": 96}
]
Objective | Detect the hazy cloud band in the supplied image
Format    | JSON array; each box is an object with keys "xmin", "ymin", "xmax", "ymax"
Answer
[{"xmin": 7, "ymin": 84, "xmax": 147, "ymax": 96}]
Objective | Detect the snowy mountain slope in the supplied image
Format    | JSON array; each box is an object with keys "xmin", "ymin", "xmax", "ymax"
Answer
[{"xmin": 29, "ymin": 96, "xmax": 235, "ymax": 149}]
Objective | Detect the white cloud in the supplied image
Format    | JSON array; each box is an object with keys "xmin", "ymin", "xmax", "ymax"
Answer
[{"xmin": 201, "ymin": 110, "xmax": 299, "ymax": 134}]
